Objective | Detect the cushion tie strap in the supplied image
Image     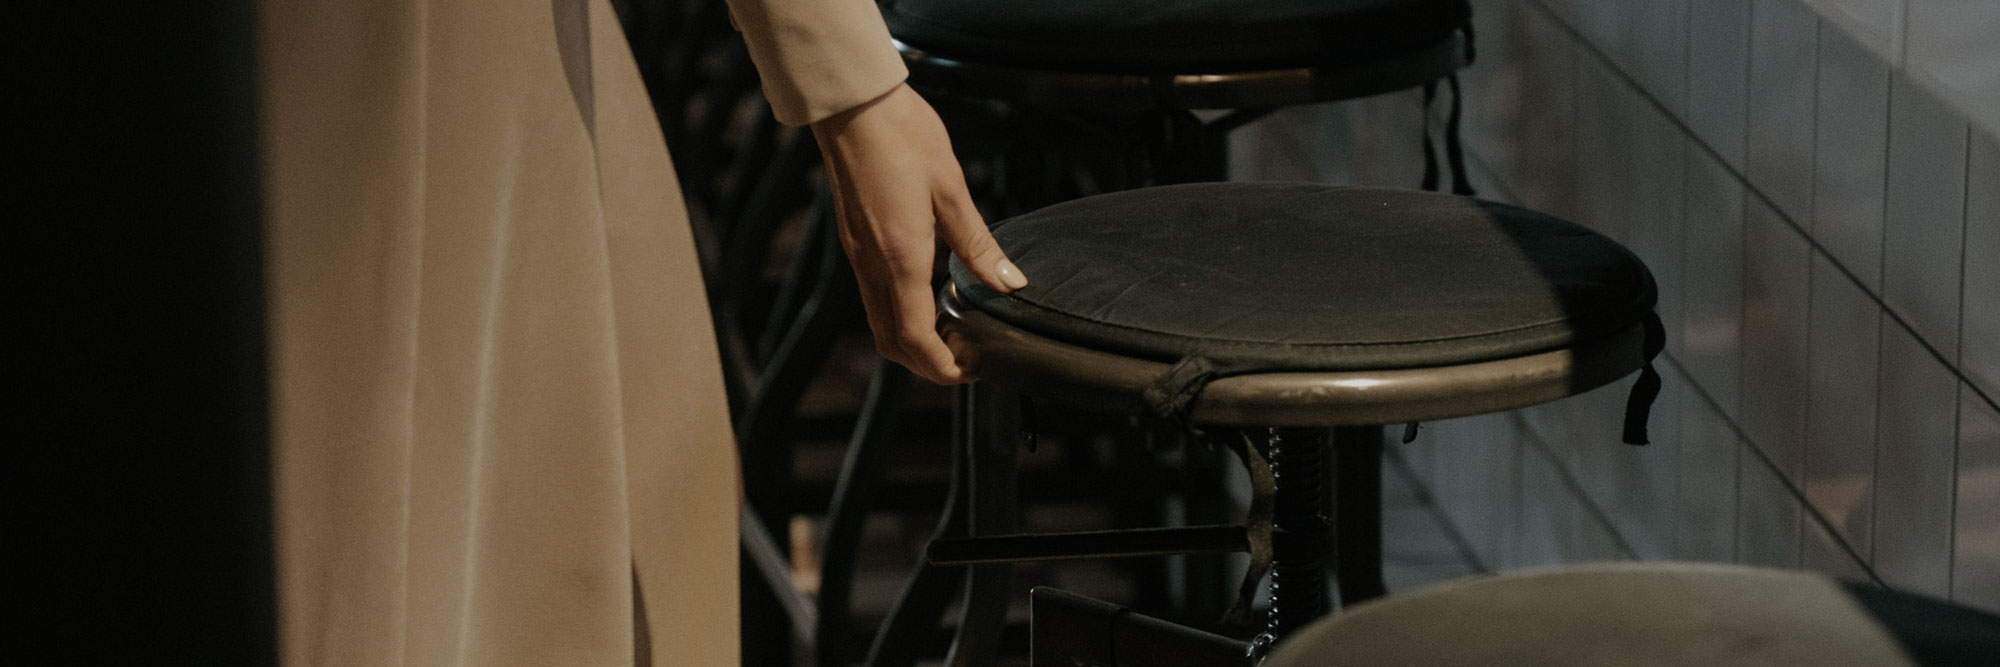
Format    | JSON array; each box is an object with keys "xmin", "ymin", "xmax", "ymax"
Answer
[
  {"xmin": 1621, "ymin": 312, "xmax": 1668, "ymax": 445},
  {"xmin": 1143, "ymin": 356, "xmax": 1222, "ymax": 426},
  {"xmin": 1143, "ymin": 355, "xmax": 1270, "ymax": 426},
  {"xmin": 1443, "ymin": 73, "xmax": 1473, "ymax": 196},
  {"xmin": 1420, "ymin": 73, "xmax": 1475, "ymax": 196},
  {"xmin": 1422, "ymin": 80, "xmax": 1441, "ymax": 192}
]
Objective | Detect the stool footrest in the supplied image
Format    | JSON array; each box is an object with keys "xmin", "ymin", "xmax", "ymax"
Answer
[
  {"xmin": 927, "ymin": 526, "xmax": 1248, "ymax": 566},
  {"xmin": 1032, "ymin": 587, "xmax": 1257, "ymax": 667}
]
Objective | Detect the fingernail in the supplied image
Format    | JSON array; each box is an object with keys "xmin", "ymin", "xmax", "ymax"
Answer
[{"xmin": 997, "ymin": 260, "xmax": 1028, "ymax": 291}]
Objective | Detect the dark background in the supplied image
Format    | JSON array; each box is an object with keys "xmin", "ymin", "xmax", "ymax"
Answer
[{"xmin": 13, "ymin": 4, "xmax": 277, "ymax": 664}]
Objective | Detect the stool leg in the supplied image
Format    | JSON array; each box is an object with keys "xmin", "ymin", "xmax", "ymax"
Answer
[
  {"xmin": 944, "ymin": 383, "xmax": 1021, "ymax": 667},
  {"xmin": 816, "ymin": 361, "xmax": 911, "ymax": 667},
  {"xmin": 1332, "ymin": 425, "xmax": 1388, "ymax": 605},
  {"xmin": 1266, "ymin": 427, "xmax": 1330, "ymax": 639},
  {"xmin": 864, "ymin": 395, "xmax": 971, "ymax": 667}
]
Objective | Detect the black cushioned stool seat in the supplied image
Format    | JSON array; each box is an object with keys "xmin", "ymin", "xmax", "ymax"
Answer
[
  {"xmin": 883, "ymin": 0, "xmax": 1471, "ymax": 73},
  {"xmin": 886, "ymin": 0, "xmax": 1474, "ymax": 112},
  {"xmin": 905, "ymin": 183, "xmax": 1664, "ymax": 666},
  {"xmin": 947, "ymin": 182, "xmax": 1662, "ymax": 428}
]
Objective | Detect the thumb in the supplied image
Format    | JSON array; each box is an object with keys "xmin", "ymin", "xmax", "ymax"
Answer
[{"xmin": 936, "ymin": 189, "xmax": 1026, "ymax": 293}]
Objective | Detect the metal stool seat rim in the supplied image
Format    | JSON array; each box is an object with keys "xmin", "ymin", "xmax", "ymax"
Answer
[
  {"xmin": 896, "ymin": 32, "xmax": 1468, "ymax": 112},
  {"xmin": 941, "ymin": 285, "xmax": 1649, "ymax": 427}
]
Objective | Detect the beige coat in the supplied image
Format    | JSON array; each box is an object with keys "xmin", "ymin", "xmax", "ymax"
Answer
[{"xmin": 260, "ymin": 0, "xmax": 904, "ymax": 664}]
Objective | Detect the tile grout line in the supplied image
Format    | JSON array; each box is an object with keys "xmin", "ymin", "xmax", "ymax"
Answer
[
  {"xmin": 1866, "ymin": 42, "xmax": 1899, "ymax": 583},
  {"xmin": 1869, "ymin": 270, "xmax": 1887, "ymax": 578},
  {"xmin": 1947, "ymin": 127, "xmax": 1972, "ymax": 598},
  {"xmin": 1793, "ymin": 12, "xmax": 1822, "ymax": 575}
]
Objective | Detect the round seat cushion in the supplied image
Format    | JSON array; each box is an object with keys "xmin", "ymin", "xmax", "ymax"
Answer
[
  {"xmin": 882, "ymin": 0, "xmax": 1471, "ymax": 73},
  {"xmin": 948, "ymin": 183, "xmax": 1659, "ymax": 374},
  {"xmin": 1262, "ymin": 562, "xmax": 1998, "ymax": 667}
]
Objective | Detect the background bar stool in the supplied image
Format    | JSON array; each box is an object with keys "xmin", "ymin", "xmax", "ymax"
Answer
[
  {"xmin": 886, "ymin": 182, "xmax": 1665, "ymax": 664},
  {"xmin": 884, "ymin": 0, "xmax": 1479, "ymax": 201},
  {"xmin": 1264, "ymin": 562, "xmax": 2000, "ymax": 667}
]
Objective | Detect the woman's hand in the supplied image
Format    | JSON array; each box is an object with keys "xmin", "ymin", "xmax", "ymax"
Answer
[{"xmin": 810, "ymin": 83, "xmax": 1026, "ymax": 385}]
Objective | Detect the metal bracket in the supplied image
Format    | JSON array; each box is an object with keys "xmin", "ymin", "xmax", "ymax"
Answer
[{"xmin": 1221, "ymin": 429, "xmax": 1277, "ymax": 630}]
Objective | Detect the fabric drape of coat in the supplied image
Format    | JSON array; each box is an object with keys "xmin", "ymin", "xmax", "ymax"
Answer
[{"xmin": 259, "ymin": 0, "xmax": 905, "ymax": 663}]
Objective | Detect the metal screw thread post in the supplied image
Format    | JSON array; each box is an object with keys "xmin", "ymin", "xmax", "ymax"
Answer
[{"xmin": 1265, "ymin": 427, "xmax": 1330, "ymax": 639}]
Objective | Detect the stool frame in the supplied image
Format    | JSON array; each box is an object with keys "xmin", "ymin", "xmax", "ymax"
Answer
[
  {"xmin": 811, "ymin": 24, "xmax": 1484, "ymax": 667},
  {"xmin": 845, "ymin": 287, "xmax": 1652, "ymax": 665}
]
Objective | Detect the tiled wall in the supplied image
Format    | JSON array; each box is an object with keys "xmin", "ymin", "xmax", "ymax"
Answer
[{"xmin": 1230, "ymin": 0, "xmax": 1998, "ymax": 611}]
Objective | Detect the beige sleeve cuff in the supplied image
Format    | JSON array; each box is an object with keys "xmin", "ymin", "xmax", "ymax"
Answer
[{"xmin": 724, "ymin": 0, "xmax": 909, "ymax": 126}]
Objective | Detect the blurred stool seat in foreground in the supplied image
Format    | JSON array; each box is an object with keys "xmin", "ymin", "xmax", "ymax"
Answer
[{"xmin": 1264, "ymin": 562, "xmax": 2000, "ymax": 667}]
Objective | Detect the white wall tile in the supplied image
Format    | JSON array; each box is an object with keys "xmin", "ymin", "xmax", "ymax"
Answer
[
  {"xmin": 1747, "ymin": 0, "xmax": 1821, "ymax": 222},
  {"xmin": 1962, "ymin": 131, "xmax": 2000, "ymax": 399},
  {"xmin": 1630, "ymin": 105, "xmax": 1691, "ymax": 345},
  {"xmin": 1813, "ymin": 21, "xmax": 1892, "ymax": 290},
  {"xmin": 1381, "ymin": 457, "xmax": 1485, "ymax": 590},
  {"xmin": 1504, "ymin": 432, "xmax": 1570, "ymax": 569},
  {"xmin": 1737, "ymin": 444, "xmax": 1804, "ymax": 567},
  {"xmin": 1300, "ymin": 103, "xmax": 1357, "ymax": 185},
  {"xmin": 1331, "ymin": 90, "xmax": 1431, "ymax": 188},
  {"xmin": 1677, "ymin": 394, "xmax": 1741, "ymax": 562},
  {"xmin": 1460, "ymin": 0, "xmax": 1525, "ymax": 189},
  {"xmin": 1530, "ymin": 376, "xmax": 1671, "ymax": 561},
  {"xmin": 1575, "ymin": 57, "xmax": 1635, "ymax": 242},
  {"xmin": 1228, "ymin": 107, "xmax": 1324, "ymax": 183},
  {"xmin": 1626, "ymin": 0, "xmax": 1692, "ymax": 116},
  {"xmin": 1459, "ymin": 0, "xmax": 1581, "ymax": 220},
  {"xmin": 1397, "ymin": 419, "xmax": 1443, "ymax": 489},
  {"xmin": 1681, "ymin": 151, "xmax": 1747, "ymax": 416},
  {"xmin": 1803, "ymin": 0, "xmax": 1905, "ymax": 64},
  {"xmin": 1545, "ymin": 0, "xmax": 1616, "ymax": 58},
  {"xmin": 1904, "ymin": 0, "xmax": 2000, "ymax": 142},
  {"xmin": 1463, "ymin": 143, "xmax": 1520, "ymax": 206},
  {"xmin": 1559, "ymin": 0, "xmax": 1691, "ymax": 117},
  {"xmin": 1805, "ymin": 255, "xmax": 1883, "ymax": 554},
  {"xmin": 1507, "ymin": 438, "xmax": 1629, "ymax": 568},
  {"xmin": 1428, "ymin": 413, "xmax": 1526, "ymax": 567},
  {"xmin": 1687, "ymin": 0, "xmax": 1753, "ymax": 171},
  {"xmin": 1510, "ymin": 8, "xmax": 1583, "ymax": 222},
  {"xmin": 1741, "ymin": 199, "xmax": 1815, "ymax": 478},
  {"xmin": 1874, "ymin": 321, "xmax": 1960, "ymax": 597},
  {"xmin": 1517, "ymin": 397, "xmax": 1561, "ymax": 458},
  {"xmin": 1883, "ymin": 73, "xmax": 1969, "ymax": 354},
  {"xmin": 1955, "ymin": 388, "xmax": 2000, "ymax": 613}
]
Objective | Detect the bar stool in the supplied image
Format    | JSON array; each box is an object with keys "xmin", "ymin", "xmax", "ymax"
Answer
[
  {"xmin": 883, "ymin": 0, "xmax": 1479, "ymax": 199},
  {"xmin": 1265, "ymin": 562, "xmax": 2000, "ymax": 667},
  {"xmin": 878, "ymin": 182, "xmax": 1665, "ymax": 665},
  {"xmin": 814, "ymin": 5, "xmax": 1485, "ymax": 665}
]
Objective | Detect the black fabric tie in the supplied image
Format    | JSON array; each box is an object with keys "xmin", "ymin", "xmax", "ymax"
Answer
[
  {"xmin": 1421, "ymin": 73, "xmax": 1475, "ymax": 196},
  {"xmin": 1621, "ymin": 313, "xmax": 1668, "ymax": 445},
  {"xmin": 1142, "ymin": 356, "xmax": 1223, "ymax": 426}
]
